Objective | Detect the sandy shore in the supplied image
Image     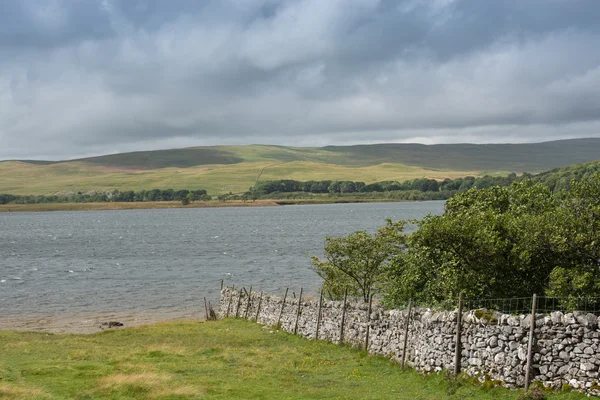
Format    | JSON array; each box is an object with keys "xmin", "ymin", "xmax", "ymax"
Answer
[
  {"xmin": 0, "ymin": 310, "xmax": 206, "ymax": 334},
  {"xmin": 0, "ymin": 198, "xmax": 400, "ymax": 213},
  {"xmin": 0, "ymin": 200, "xmax": 281, "ymax": 213}
]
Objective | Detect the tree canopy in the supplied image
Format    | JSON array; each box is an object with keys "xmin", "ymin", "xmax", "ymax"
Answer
[{"xmin": 314, "ymin": 174, "xmax": 600, "ymax": 310}]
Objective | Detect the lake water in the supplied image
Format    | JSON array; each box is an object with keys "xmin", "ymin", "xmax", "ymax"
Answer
[{"xmin": 0, "ymin": 201, "xmax": 444, "ymax": 332}]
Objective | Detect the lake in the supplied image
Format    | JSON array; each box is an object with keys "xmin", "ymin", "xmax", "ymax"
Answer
[{"xmin": 0, "ymin": 201, "xmax": 444, "ymax": 332}]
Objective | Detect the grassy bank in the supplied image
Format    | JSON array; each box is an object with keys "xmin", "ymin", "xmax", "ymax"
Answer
[{"xmin": 0, "ymin": 319, "xmax": 587, "ymax": 399}]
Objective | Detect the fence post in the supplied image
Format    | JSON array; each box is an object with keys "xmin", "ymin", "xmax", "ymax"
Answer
[
  {"xmin": 364, "ymin": 293, "xmax": 373, "ymax": 351},
  {"xmin": 220, "ymin": 279, "xmax": 224, "ymax": 291},
  {"xmin": 401, "ymin": 298, "xmax": 413, "ymax": 369},
  {"xmin": 255, "ymin": 291, "xmax": 263, "ymax": 322},
  {"xmin": 525, "ymin": 294, "xmax": 538, "ymax": 391},
  {"xmin": 277, "ymin": 288, "xmax": 289, "ymax": 328},
  {"xmin": 204, "ymin": 297, "xmax": 209, "ymax": 320},
  {"xmin": 339, "ymin": 288, "xmax": 348, "ymax": 344},
  {"xmin": 225, "ymin": 285, "xmax": 234, "ymax": 318},
  {"xmin": 235, "ymin": 287, "xmax": 245, "ymax": 318},
  {"xmin": 315, "ymin": 290, "xmax": 324, "ymax": 340},
  {"xmin": 244, "ymin": 286, "xmax": 253, "ymax": 319},
  {"xmin": 294, "ymin": 288, "xmax": 303, "ymax": 335},
  {"xmin": 454, "ymin": 293, "xmax": 464, "ymax": 375},
  {"xmin": 208, "ymin": 301, "xmax": 216, "ymax": 321}
]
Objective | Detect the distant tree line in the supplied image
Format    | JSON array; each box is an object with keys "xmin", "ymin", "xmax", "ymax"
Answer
[
  {"xmin": 250, "ymin": 174, "xmax": 519, "ymax": 197},
  {"xmin": 0, "ymin": 189, "xmax": 211, "ymax": 205}
]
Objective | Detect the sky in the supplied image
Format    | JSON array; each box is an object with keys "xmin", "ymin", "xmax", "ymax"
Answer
[{"xmin": 1, "ymin": 0, "xmax": 600, "ymax": 160}]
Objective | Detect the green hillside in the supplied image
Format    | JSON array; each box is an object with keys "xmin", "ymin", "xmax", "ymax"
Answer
[
  {"xmin": 12, "ymin": 138, "xmax": 600, "ymax": 172},
  {"xmin": 1, "ymin": 138, "xmax": 599, "ymax": 196}
]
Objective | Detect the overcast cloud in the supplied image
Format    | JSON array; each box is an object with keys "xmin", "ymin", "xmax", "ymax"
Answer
[{"xmin": 1, "ymin": 0, "xmax": 600, "ymax": 160}]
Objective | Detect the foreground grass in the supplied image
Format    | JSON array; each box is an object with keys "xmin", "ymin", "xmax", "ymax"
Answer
[{"xmin": 0, "ymin": 319, "xmax": 587, "ymax": 400}]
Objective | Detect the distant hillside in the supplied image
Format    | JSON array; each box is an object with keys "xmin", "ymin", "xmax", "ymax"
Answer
[
  {"xmin": 1, "ymin": 138, "xmax": 599, "ymax": 196},
  {"xmin": 11, "ymin": 138, "xmax": 600, "ymax": 172},
  {"xmin": 323, "ymin": 138, "xmax": 600, "ymax": 172}
]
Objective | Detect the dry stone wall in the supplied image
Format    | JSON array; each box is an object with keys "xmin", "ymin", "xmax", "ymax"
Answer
[{"xmin": 218, "ymin": 287, "xmax": 600, "ymax": 395}]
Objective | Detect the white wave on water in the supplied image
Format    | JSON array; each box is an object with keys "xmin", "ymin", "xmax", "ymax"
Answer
[{"xmin": 1, "ymin": 280, "xmax": 6, "ymax": 283}]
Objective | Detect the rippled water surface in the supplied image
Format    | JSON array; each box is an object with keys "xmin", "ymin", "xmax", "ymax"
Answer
[{"xmin": 0, "ymin": 202, "xmax": 444, "ymax": 332}]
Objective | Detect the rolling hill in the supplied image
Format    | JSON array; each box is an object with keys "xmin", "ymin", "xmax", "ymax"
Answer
[{"xmin": 1, "ymin": 138, "xmax": 599, "ymax": 195}]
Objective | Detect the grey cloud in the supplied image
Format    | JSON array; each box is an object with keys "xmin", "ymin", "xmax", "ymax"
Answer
[{"xmin": 1, "ymin": 0, "xmax": 600, "ymax": 160}]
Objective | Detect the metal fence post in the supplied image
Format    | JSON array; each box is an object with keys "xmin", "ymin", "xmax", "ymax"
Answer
[
  {"xmin": 235, "ymin": 287, "xmax": 245, "ymax": 318},
  {"xmin": 204, "ymin": 297, "xmax": 209, "ymax": 320},
  {"xmin": 315, "ymin": 290, "xmax": 324, "ymax": 340},
  {"xmin": 339, "ymin": 288, "xmax": 348, "ymax": 344},
  {"xmin": 454, "ymin": 293, "xmax": 464, "ymax": 375},
  {"xmin": 255, "ymin": 291, "xmax": 263, "ymax": 322},
  {"xmin": 294, "ymin": 288, "xmax": 303, "ymax": 335},
  {"xmin": 525, "ymin": 294, "xmax": 538, "ymax": 391},
  {"xmin": 243, "ymin": 286, "xmax": 253, "ymax": 319},
  {"xmin": 225, "ymin": 285, "xmax": 234, "ymax": 318},
  {"xmin": 401, "ymin": 298, "xmax": 413, "ymax": 369},
  {"xmin": 277, "ymin": 288, "xmax": 289, "ymax": 328},
  {"xmin": 364, "ymin": 293, "xmax": 373, "ymax": 350}
]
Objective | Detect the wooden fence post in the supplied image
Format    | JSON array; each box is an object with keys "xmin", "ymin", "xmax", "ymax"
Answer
[
  {"xmin": 294, "ymin": 288, "xmax": 303, "ymax": 335},
  {"xmin": 315, "ymin": 290, "xmax": 324, "ymax": 340},
  {"xmin": 525, "ymin": 294, "xmax": 538, "ymax": 391},
  {"xmin": 220, "ymin": 279, "xmax": 224, "ymax": 291},
  {"xmin": 401, "ymin": 298, "xmax": 413, "ymax": 369},
  {"xmin": 454, "ymin": 293, "xmax": 464, "ymax": 375},
  {"xmin": 364, "ymin": 293, "xmax": 373, "ymax": 351},
  {"xmin": 235, "ymin": 287, "xmax": 245, "ymax": 318},
  {"xmin": 244, "ymin": 286, "xmax": 253, "ymax": 319},
  {"xmin": 255, "ymin": 291, "xmax": 263, "ymax": 322},
  {"xmin": 277, "ymin": 288, "xmax": 289, "ymax": 328},
  {"xmin": 225, "ymin": 285, "xmax": 234, "ymax": 318},
  {"xmin": 339, "ymin": 288, "xmax": 348, "ymax": 344}
]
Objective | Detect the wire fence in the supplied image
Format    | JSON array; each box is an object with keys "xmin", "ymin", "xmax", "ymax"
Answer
[{"xmin": 463, "ymin": 296, "xmax": 600, "ymax": 315}]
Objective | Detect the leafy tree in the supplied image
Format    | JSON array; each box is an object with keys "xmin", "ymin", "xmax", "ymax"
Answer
[
  {"xmin": 382, "ymin": 176, "xmax": 600, "ymax": 309},
  {"xmin": 312, "ymin": 220, "xmax": 406, "ymax": 302}
]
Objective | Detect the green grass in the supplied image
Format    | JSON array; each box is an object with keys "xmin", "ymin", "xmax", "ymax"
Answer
[
  {"xmin": 0, "ymin": 319, "xmax": 588, "ymax": 399},
  {"xmin": 0, "ymin": 160, "xmax": 479, "ymax": 195}
]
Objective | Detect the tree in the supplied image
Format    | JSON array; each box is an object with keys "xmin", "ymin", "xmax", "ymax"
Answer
[
  {"xmin": 383, "ymin": 176, "xmax": 600, "ymax": 310},
  {"xmin": 312, "ymin": 220, "xmax": 406, "ymax": 302},
  {"xmin": 545, "ymin": 176, "xmax": 600, "ymax": 303},
  {"xmin": 384, "ymin": 182, "xmax": 561, "ymax": 306}
]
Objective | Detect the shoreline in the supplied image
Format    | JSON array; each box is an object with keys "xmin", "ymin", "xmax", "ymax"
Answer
[
  {"xmin": 0, "ymin": 310, "xmax": 206, "ymax": 334},
  {"xmin": 0, "ymin": 198, "xmax": 405, "ymax": 212}
]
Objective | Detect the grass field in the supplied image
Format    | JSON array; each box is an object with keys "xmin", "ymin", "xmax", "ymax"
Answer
[
  {"xmin": 0, "ymin": 319, "xmax": 587, "ymax": 399},
  {"xmin": 0, "ymin": 160, "xmax": 480, "ymax": 196}
]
